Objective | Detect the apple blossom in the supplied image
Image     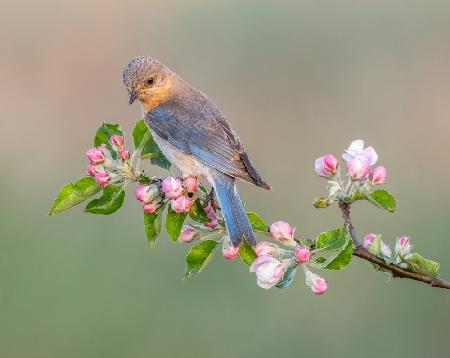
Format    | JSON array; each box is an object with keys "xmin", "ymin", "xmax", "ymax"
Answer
[
  {"xmin": 110, "ymin": 134, "xmax": 124, "ymax": 148},
  {"xmin": 86, "ymin": 147, "xmax": 105, "ymax": 164},
  {"xmin": 86, "ymin": 164, "xmax": 101, "ymax": 177},
  {"xmin": 269, "ymin": 221, "xmax": 295, "ymax": 246},
  {"xmin": 315, "ymin": 154, "xmax": 338, "ymax": 177},
  {"xmin": 118, "ymin": 149, "xmax": 130, "ymax": 160},
  {"xmin": 135, "ymin": 184, "xmax": 159, "ymax": 203},
  {"xmin": 395, "ymin": 236, "xmax": 412, "ymax": 258},
  {"xmin": 342, "ymin": 139, "xmax": 378, "ymax": 166},
  {"xmin": 250, "ymin": 255, "xmax": 285, "ymax": 289},
  {"xmin": 254, "ymin": 241, "xmax": 278, "ymax": 257},
  {"xmin": 305, "ymin": 270, "xmax": 328, "ymax": 295},
  {"xmin": 295, "ymin": 246, "xmax": 310, "ymax": 263},
  {"xmin": 143, "ymin": 201, "xmax": 160, "ymax": 214},
  {"xmin": 222, "ymin": 239, "xmax": 239, "ymax": 259},
  {"xmin": 347, "ymin": 156, "xmax": 370, "ymax": 179},
  {"xmin": 371, "ymin": 166, "xmax": 387, "ymax": 185},
  {"xmin": 94, "ymin": 171, "xmax": 110, "ymax": 186},
  {"xmin": 162, "ymin": 176, "xmax": 183, "ymax": 199},
  {"xmin": 183, "ymin": 176, "xmax": 198, "ymax": 193},
  {"xmin": 363, "ymin": 233, "xmax": 377, "ymax": 249},
  {"xmin": 171, "ymin": 196, "xmax": 192, "ymax": 213},
  {"xmin": 179, "ymin": 225, "xmax": 197, "ymax": 243}
]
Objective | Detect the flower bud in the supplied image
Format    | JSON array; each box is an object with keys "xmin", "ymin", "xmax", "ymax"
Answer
[
  {"xmin": 395, "ymin": 236, "xmax": 412, "ymax": 258},
  {"xmin": 204, "ymin": 210, "xmax": 218, "ymax": 229},
  {"xmin": 314, "ymin": 154, "xmax": 338, "ymax": 177},
  {"xmin": 118, "ymin": 149, "xmax": 130, "ymax": 160},
  {"xmin": 94, "ymin": 171, "xmax": 110, "ymax": 186},
  {"xmin": 254, "ymin": 241, "xmax": 278, "ymax": 257},
  {"xmin": 250, "ymin": 255, "xmax": 285, "ymax": 289},
  {"xmin": 347, "ymin": 156, "xmax": 369, "ymax": 179},
  {"xmin": 171, "ymin": 196, "xmax": 192, "ymax": 213},
  {"xmin": 86, "ymin": 147, "xmax": 105, "ymax": 164},
  {"xmin": 135, "ymin": 184, "xmax": 159, "ymax": 203},
  {"xmin": 371, "ymin": 166, "xmax": 387, "ymax": 185},
  {"xmin": 362, "ymin": 233, "xmax": 377, "ymax": 249},
  {"xmin": 178, "ymin": 225, "xmax": 197, "ymax": 243},
  {"xmin": 295, "ymin": 245, "xmax": 310, "ymax": 263},
  {"xmin": 381, "ymin": 242, "xmax": 392, "ymax": 258},
  {"xmin": 305, "ymin": 270, "xmax": 327, "ymax": 295},
  {"xmin": 183, "ymin": 176, "xmax": 198, "ymax": 193},
  {"xmin": 110, "ymin": 134, "xmax": 124, "ymax": 148},
  {"xmin": 86, "ymin": 164, "xmax": 101, "ymax": 177},
  {"xmin": 161, "ymin": 176, "xmax": 183, "ymax": 199},
  {"xmin": 269, "ymin": 221, "xmax": 295, "ymax": 246},
  {"xmin": 222, "ymin": 239, "xmax": 239, "ymax": 260},
  {"xmin": 143, "ymin": 201, "xmax": 160, "ymax": 214}
]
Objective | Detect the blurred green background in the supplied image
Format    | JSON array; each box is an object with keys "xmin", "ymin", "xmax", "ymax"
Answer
[{"xmin": 1, "ymin": 1, "xmax": 450, "ymax": 357}]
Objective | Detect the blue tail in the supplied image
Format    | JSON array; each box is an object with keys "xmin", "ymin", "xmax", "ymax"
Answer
[{"xmin": 211, "ymin": 170, "xmax": 256, "ymax": 247}]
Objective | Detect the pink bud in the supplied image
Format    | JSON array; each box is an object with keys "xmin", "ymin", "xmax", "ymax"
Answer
[
  {"xmin": 118, "ymin": 149, "xmax": 130, "ymax": 160},
  {"xmin": 250, "ymin": 255, "xmax": 285, "ymax": 289},
  {"xmin": 135, "ymin": 184, "xmax": 158, "ymax": 203},
  {"xmin": 395, "ymin": 236, "xmax": 412, "ymax": 258},
  {"xmin": 269, "ymin": 221, "xmax": 295, "ymax": 246},
  {"xmin": 161, "ymin": 176, "xmax": 183, "ymax": 199},
  {"xmin": 183, "ymin": 176, "xmax": 198, "ymax": 193},
  {"xmin": 171, "ymin": 196, "xmax": 192, "ymax": 213},
  {"xmin": 222, "ymin": 239, "xmax": 239, "ymax": 260},
  {"xmin": 86, "ymin": 164, "xmax": 101, "ymax": 177},
  {"xmin": 371, "ymin": 166, "xmax": 387, "ymax": 185},
  {"xmin": 381, "ymin": 242, "xmax": 392, "ymax": 258},
  {"xmin": 94, "ymin": 171, "xmax": 110, "ymax": 186},
  {"xmin": 347, "ymin": 156, "xmax": 369, "ymax": 179},
  {"xmin": 111, "ymin": 135, "xmax": 124, "ymax": 148},
  {"xmin": 362, "ymin": 233, "xmax": 377, "ymax": 249},
  {"xmin": 204, "ymin": 210, "xmax": 218, "ymax": 229},
  {"xmin": 178, "ymin": 225, "xmax": 197, "ymax": 243},
  {"xmin": 306, "ymin": 271, "xmax": 328, "ymax": 295},
  {"xmin": 143, "ymin": 201, "xmax": 160, "ymax": 214},
  {"xmin": 315, "ymin": 154, "xmax": 338, "ymax": 177},
  {"xmin": 254, "ymin": 241, "xmax": 278, "ymax": 257},
  {"xmin": 295, "ymin": 246, "xmax": 310, "ymax": 263},
  {"xmin": 86, "ymin": 147, "xmax": 105, "ymax": 164}
]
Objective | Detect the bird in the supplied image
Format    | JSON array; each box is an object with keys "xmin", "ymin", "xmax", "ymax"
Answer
[{"xmin": 123, "ymin": 56, "xmax": 271, "ymax": 246}]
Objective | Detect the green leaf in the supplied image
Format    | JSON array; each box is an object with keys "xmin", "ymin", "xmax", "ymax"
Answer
[
  {"xmin": 238, "ymin": 239, "xmax": 257, "ymax": 265},
  {"xmin": 93, "ymin": 123, "xmax": 123, "ymax": 159},
  {"xmin": 323, "ymin": 240, "xmax": 352, "ymax": 270},
  {"xmin": 165, "ymin": 207, "xmax": 187, "ymax": 241},
  {"xmin": 367, "ymin": 189, "xmax": 396, "ymax": 213},
  {"xmin": 315, "ymin": 227, "xmax": 348, "ymax": 251},
  {"xmin": 185, "ymin": 240, "xmax": 219, "ymax": 278},
  {"xmin": 368, "ymin": 235, "xmax": 382, "ymax": 256},
  {"xmin": 50, "ymin": 177, "xmax": 102, "ymax": 215},
  {"xmin": 144, "ymin": 206, "xmax": 164, "ymax": 246},
  {"xmin": 246, "ymin": 212, "xmax": 268, "ymax": 232},
  {"xmin": 132, "ymin": 119, "xmax": 171, "ymax": 170},
  {"xmin": 406, "ymin": 253, "xmax": 440, "ymax": 277},
  {"xmin": 276, "ymin": 264, "xmax": 298, "ymax": 289},
  {"xmin": 189, "ymin": 199, "xmax": 208, "ymax": 223},
  {"xmin": 84, "ymin": 185, "xmax": 125, "ymax": 215}
]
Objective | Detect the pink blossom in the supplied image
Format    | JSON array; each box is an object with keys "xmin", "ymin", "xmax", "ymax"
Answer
[
  {"xmin": 183, "ymin": 176, "xmax": 198, "ymax": 193},
  {"xmin": 222, "ymin": 239, "xmax": 239, "ymax": 260},
  {"xmin": 118, "ymin": 149, "xmax": 130, "ymax": 160},
  {"xmin": 347, "ymin": 156, "xmax": 370, "ymax": 179},
  {"xmin": 86, "ymin": 147, "xmax": 105, "ymax": 164},
  {"xmin": 315, "ymin": 154, "xmax": 338, "ymax": 177},
  {"xmin": 254, "ymin": 241, "xmax": 278, "ymax": 257},
  {"xmin": 135, "ymin": 184, "xmax": 158, "ymax": 203},
  {"xmin": 363, "ymin": 233, "xmax": 377, "ymax": 249},
  {"xmin": 110, "ymin": 134, "xmax": 124, "ymax": 148},
  {"xmin": 143, "ymin": 201, "xmax": 160, "ymax": 214},
  {"xmin": 395, "ymin": 236, "xmax": 412, "ymax": 258},
  {"xmin": 295, "ymin": 246, "xmax": 310, "ymax": 263},
  {"xmin": 204, "ymin": 210, "xmax": 218, "ymax": 229},
  {"xmin": 305, "ymin": 270, "xmax": 327, "ymax": 295},
  {"xmin": 269, "ymin": 221, "xmax": 295, "ymax": 246},
  {"xmin": 381, "ymin": 242, "xmax": 392, "ymax": 258},
  {"xmin": 161, "ymin": 176, "xmax": 183, "ymax": 199},
  {"xmin": 94, "ymin": 171, "xmax": 110, "ymax": 186},
  {"xmin": 342, "ymin": 139, "xmax": 378, "ymax": 166},
  {"xmin": 178, "ymin": 225, "xmax": 197, "ymax": 243},
  {"xmin": 250, "ymin": 255, "xmax": 285, "ymax": 289},
  {"xmin": 86, "ymin": 164, "xmax": 101, "ymax": 177},
  {"xmin": 371, "ymin": 166, "xmax": 387, "ymax": 185},
  {"xmin": 171, "ymin": 196, "xmax": 192, "ymax": 213}
]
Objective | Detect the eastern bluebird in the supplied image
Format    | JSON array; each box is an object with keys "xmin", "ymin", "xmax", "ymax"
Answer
[{"xmin": 123, "ymin": 56, "xmax": 271, "ymax": 246}]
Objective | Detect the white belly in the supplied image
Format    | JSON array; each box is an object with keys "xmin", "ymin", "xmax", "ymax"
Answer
[{"xmin": 151, "ymin": 129, "xmax": 213, "ymax": 182}]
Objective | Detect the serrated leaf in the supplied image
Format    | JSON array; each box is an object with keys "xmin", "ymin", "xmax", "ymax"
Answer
[
  {"xmin": 84, "ymin": 185, "xmax": 125, "ymax": 214},
  {"xmin": 94, "ymin": 123, "xmax": 123, "ymax": 159},
  {"xmin": 315, "ymin": 227, "xmax": 348, "ymax": 251},
  {"xmin": 238, "ymin": 239, "xmax": 257, "ymax": 265},
  {"xmin": 324, "ymin": 240, "xmax": 352, "ymax": 270},
  {"xmin": 132, "ymin": 119, "xmax": 171, "ymax": 170},
  {"xmin": 189, "ymin": 199, "xmax": 208, "ymax": 223},
  {"xmin": 276, "ymin": 264, "xmax": 298, "ymax": 289},
  {"xmin": 406, "ymin": 253, "xmax": 440, "ymax": 277},
  {"xmin": 144, "ymin": 206, "xmax": 164, "ymax": 246},
  {"xmin": 165, "ymin": 207, "xmax": 187, "ymax": 241},
  {"xmin": 368, "ymin": 189, "xmax": 396, "ymax": 213},
  {"xmin": 246, "ymin": 212, "xmax": 268, "ymax": 232},
  {"xmin": 49, "ymin": 177, "xmax": 101, "ymax": 215},
  {"xmin": 185, "ymin": 240, "xmax": 219, "ymax": 278}
]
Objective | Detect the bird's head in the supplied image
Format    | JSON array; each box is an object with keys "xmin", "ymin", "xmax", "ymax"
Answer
[{"xmin": 123, "ymin": 56, "xmax": 174, "ymax": 113}]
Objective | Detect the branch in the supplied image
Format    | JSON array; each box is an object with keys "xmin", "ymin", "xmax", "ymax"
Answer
[{"xmin": 339, "ymin": 200, "xmax": 450, "ymax": 290}]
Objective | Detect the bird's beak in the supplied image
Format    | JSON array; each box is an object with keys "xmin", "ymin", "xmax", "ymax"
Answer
[{"xmin": 128, "ymin": 91, "xmax": 138, "ymax": 105}]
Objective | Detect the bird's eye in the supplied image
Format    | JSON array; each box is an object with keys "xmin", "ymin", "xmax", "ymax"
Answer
[{"xmin": 146, "ymin": 77, "xmax": 155, "ymax": 85}]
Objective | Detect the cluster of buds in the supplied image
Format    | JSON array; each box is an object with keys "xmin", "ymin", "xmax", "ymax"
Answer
[
  {"xmin": 162, "ymin": 176, "xmax": 197, "ymax": 213},
  {"xmin": 135, "ymin": 183, "xmax": 162, "ymax": 213},
  {"xmin": 363, "ymin": 233, "xmax": 413, "ymax": 267},
  {"xmin": 86, "ymin": 135, "xmax": 133, "ymax": 187},
  {"xmin": 314, "ymin": 139, "xmax": 387, "ymax": 202},
  {"xmin": 248, "ymin": 220, "xmax": 327, "ymax": 294}
]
